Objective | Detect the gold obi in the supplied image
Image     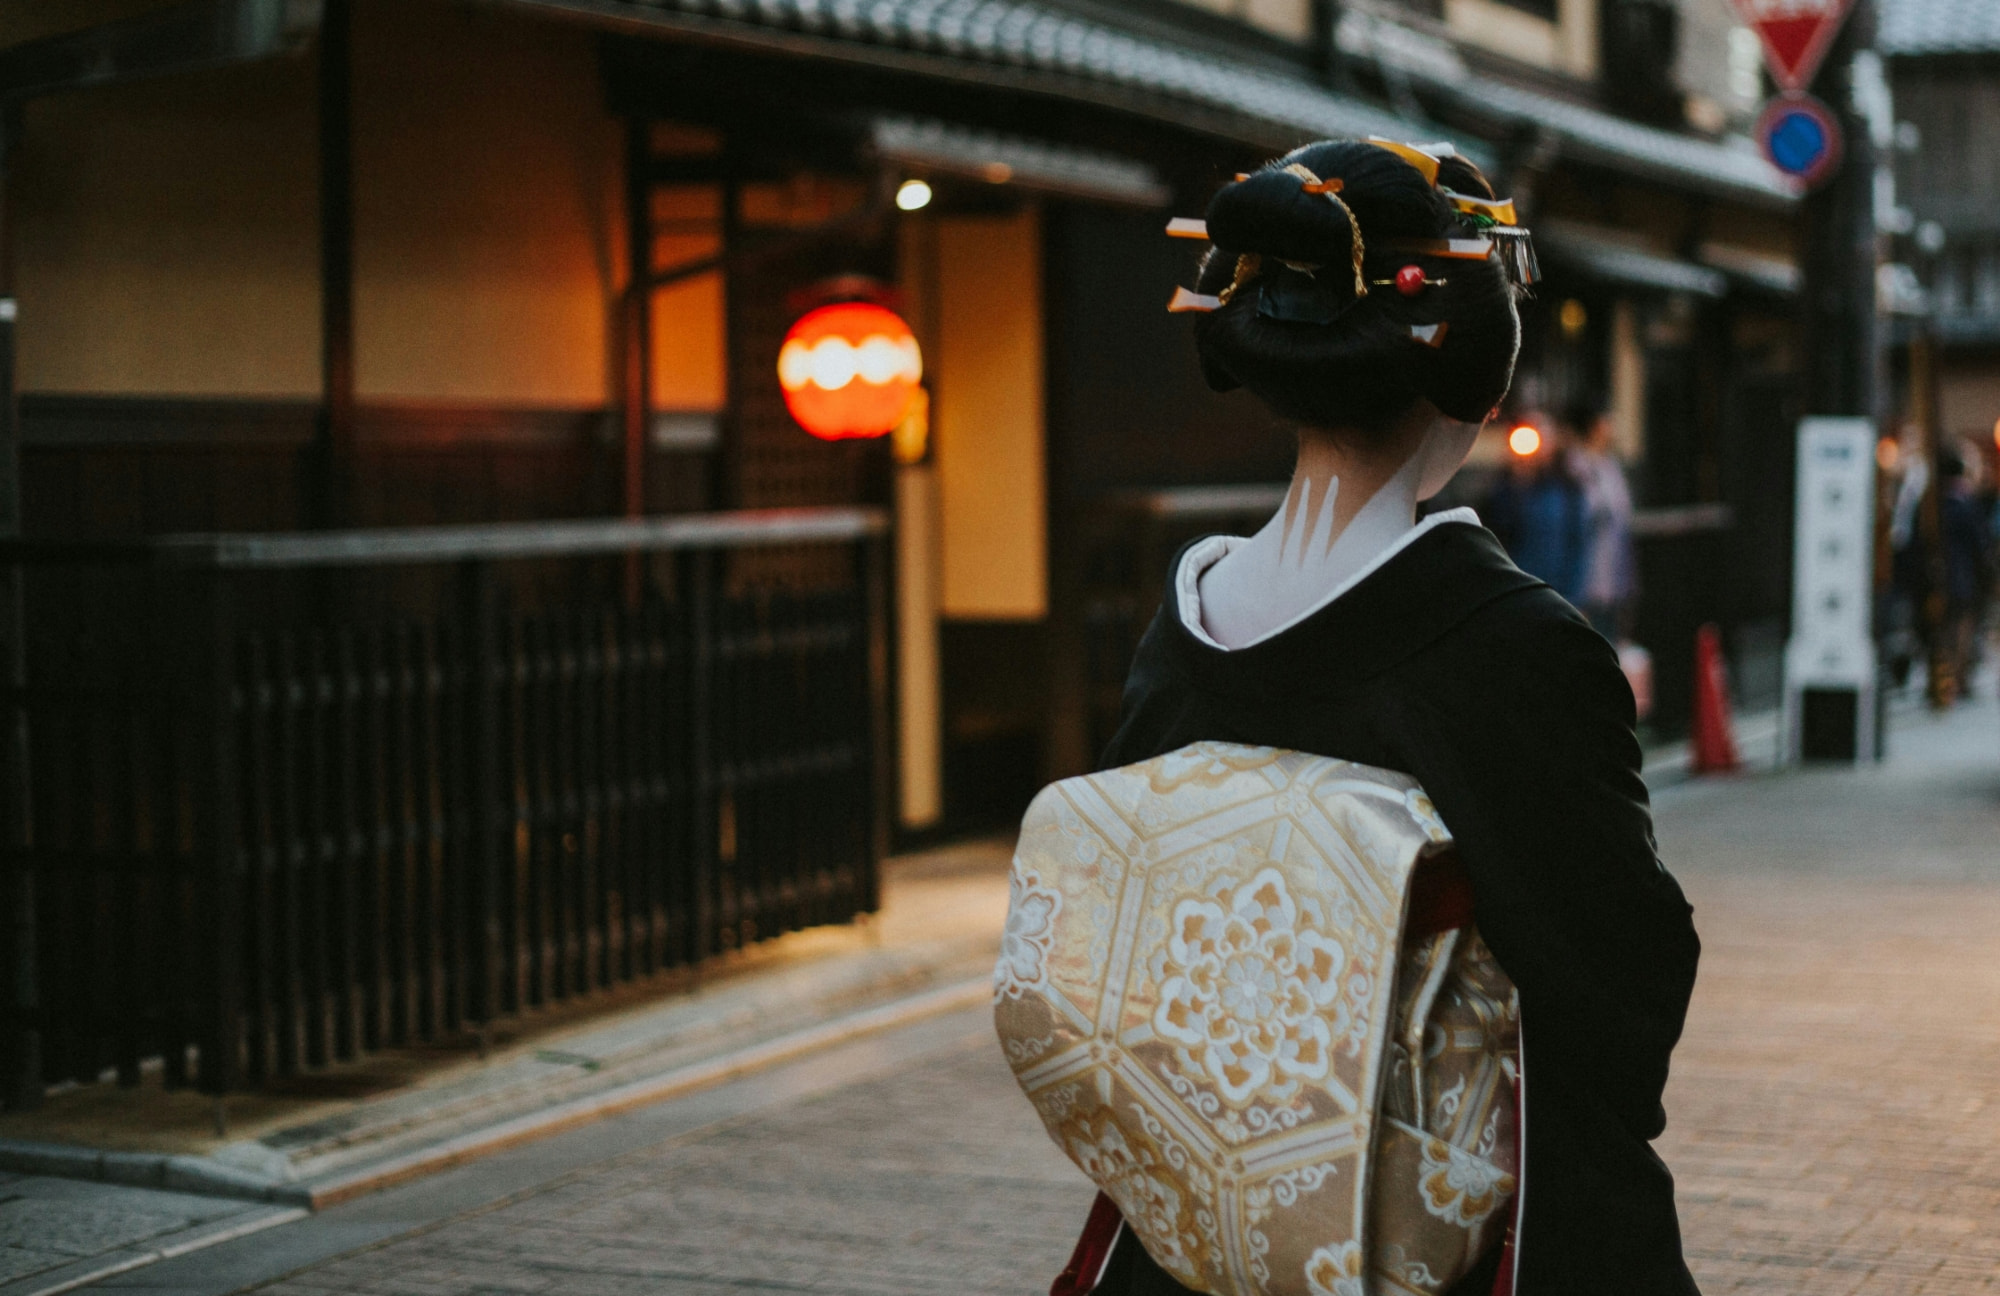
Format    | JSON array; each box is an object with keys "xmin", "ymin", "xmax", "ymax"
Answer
[{"xmin": 995, "ymin": 743, "xmax": 1519, "ymax": 1296}]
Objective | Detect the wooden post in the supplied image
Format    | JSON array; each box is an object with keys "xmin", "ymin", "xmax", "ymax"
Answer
[
  {"xmin": 681, "ymin": 549, "xmax": 716, "ymax": 966},
  {"xmin": 461, "ymin": 559, "xmax": 505, "ymax": 1030},
  {"xmin": 623, "ymin": 120, "xmax": 652, "ymax": 521},
  {"xmin": 0, "ymin": 102, "xmax": 39, "ymax": 1113},
  {"xmin": 622, "ymin": 121, "xmax": 652, "ymax": 604},
  {"xmin": 196, "ymin": 578, "xmax": 242, "ymax": 1098},
  {"xmin": 315, "ymin": 0, "xmax": 355, "ymax": 529},
  {"xmin": 861, "ymin": 529, "xmax": 891, "ymax": 911}
]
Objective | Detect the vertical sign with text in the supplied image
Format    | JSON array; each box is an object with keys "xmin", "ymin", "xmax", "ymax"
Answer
[{"xmin": 1784, "ymin": 417, "xmax": 1879, "ymax": 761}]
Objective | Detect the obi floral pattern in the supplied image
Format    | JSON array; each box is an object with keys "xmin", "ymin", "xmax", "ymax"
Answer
[
  {"xmin": 1418, "ymin": 1134, "xmax": 1514, "ymax": 1228},
  {"xmin": 994, "ymin": 868, "xmax": 1061, "ymax": 1003},
  {"xmin": 1302, "ymin": 1242, "xmax": 1365, "ymax": 1296},
  {"xmin": 995, "ymin": 743, "xmax": 1518, "ymax": 1296},
  {"xmin": 1153, "ymin": 869, "xmax": 1351, "ymax": 1106}
]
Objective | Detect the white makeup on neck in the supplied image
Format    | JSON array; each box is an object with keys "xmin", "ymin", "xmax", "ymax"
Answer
[{"xmin": 1194, "ymin": 412, "xmax": 1479, "ymax": 649}]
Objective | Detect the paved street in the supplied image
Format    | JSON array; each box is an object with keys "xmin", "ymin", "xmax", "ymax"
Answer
[
  {"xmin": 44, "ymin": 687, "xmax": 2000, "ymax": 1296},
  {"xmin": 1656, "ymin": 690, "xmax": 2000, "ymax": 1293}
]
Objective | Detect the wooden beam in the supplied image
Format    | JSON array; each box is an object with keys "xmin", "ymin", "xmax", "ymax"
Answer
[
  {"xmin": 0, "ymin": 103, "xmax": 38, "ymax": 1113},
  {"xmin": 315, "ymin": 0, "xmax": 353, "ymax": 528},
  {"xmin": 0, "ymin": 0, "xmax": 320, "ymax": 103},
  {"xmin": 622, "ymin": 119, "xmax": 651, "ymax": 522}
]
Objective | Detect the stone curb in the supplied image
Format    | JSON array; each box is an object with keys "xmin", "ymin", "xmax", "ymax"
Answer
[
  {"xmin": 0, "ymin": 975, "xmax": 991, "ymax": 1211},
  {"xmin": 294, "ymin": 976, "xmax": 990, "ymax": 1209},
  {"xmin": 0, "ymin": 1139, "xmax": 313, "ymax": 1206}
]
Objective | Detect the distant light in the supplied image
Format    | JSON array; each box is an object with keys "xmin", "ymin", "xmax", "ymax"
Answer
[
  {"xmin": 1876, "ymin": 437, "xmax": 1899, "ymax": 472},
  {"xmin": 895, "ymin": 179, "xmax": 933, "ymax": 211},
  {"xmin": 982, "ymin": 161, "xmax": 1014, "ymax": 185},
  {"xmin": 1508, "ymin": 425, "xmax": 1542, "ymax": 457},
  {"xmin": 1559, "ymin": 298, "xmax": 1588, "ymax": 338}
]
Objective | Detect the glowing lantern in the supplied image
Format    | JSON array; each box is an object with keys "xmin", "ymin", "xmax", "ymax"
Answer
[
  {"xmin": 1508, "ymin": 425, "xmax": 1542, "ymax": 457},
  {"xmin": 777, "ymin": 302, "xmax": 922, "ymax": 441}
]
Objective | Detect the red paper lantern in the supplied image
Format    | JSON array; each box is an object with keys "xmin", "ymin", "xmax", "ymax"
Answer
[{"xmin": 776, "ymin": 302, "xmax": 922, "ymax": 441}]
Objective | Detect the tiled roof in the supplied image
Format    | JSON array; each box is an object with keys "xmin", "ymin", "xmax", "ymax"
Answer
[
  {"xmin": 1537, "ymin": 219, "xmax": 1729, "ymax": 297},
  {"xmin": 536, "ymin": 0, "xmax": 1797, "ymax": 205},
  {"xmin": 870, "ymin": 115, "xmax": 1173, "ymax": 206},
  {"xmin": 575, "ymin": 0, "xmax": 1438, "ymax": 147},
  {"xmin": 1332, "ymin": 10, "xmax": 1798, "ymax": 206},
  {"xmin": 1879, "ymin": 0, "xmax": 2000, "ymax": 55}
]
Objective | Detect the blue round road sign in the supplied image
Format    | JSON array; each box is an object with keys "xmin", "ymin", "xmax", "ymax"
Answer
[{"xmin": 1756, "ymin": 93, "xmax": 1844, "ymax": 189}]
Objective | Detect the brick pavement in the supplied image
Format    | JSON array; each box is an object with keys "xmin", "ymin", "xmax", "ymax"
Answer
[
  {"xmin": 1654, "ymin": 695, "xmax": 2000, "ymax": 1294},
  {"xmin": 253, "ymin": 1032, "xmax": 1089, "ymax": 1296},
  {"xmin": 114, "ymin": 691, "xmax": 2000, "ymax": 1296}
]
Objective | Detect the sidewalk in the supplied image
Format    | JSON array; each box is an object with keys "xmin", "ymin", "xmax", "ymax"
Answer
[{"xmin": 0, "ymin": 841, "xmax": 1014, "ymax": 1296}]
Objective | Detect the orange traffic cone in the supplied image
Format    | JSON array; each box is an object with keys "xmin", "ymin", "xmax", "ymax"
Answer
[{"xmin": 1690, "ymin": 623, "xmax": 1740, "ymax": 774}]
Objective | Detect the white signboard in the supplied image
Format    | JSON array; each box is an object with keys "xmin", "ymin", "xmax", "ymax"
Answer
[{"xmin": 1783, "ymin": 417, "xmax": 1878, "ymax": 760}]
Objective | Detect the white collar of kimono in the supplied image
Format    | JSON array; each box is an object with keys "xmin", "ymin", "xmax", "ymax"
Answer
[{"xmin": 1176, "ymin": 506, "xmax": 1481, "ymax": 652}]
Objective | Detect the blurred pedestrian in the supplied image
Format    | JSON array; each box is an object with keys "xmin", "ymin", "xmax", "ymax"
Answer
[
  {"xmin": 1483, "ymin": 412, "xmax": 1589, "ymax": 603},
  {"xmin": 1939, "ymin": 446, "xmax": 1995, "ymax": 697},
  {"xmin": 1883, "ymin": 421, "xmax": 1930, "ymax": 689},
  {"xmin": 1566, "ymin": 400, "xmax": 1638, "ymax": 639}
]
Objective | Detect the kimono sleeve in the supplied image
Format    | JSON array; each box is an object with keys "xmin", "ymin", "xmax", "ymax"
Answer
[{"xmin": 1423, "ymin": 602, "xmax": 1701, "ymax": 1142}]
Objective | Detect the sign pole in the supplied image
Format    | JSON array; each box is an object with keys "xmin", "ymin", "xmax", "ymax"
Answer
[{"xmin": 1786, "ymin": 0, "xmax": 1884, "ymax": 761}]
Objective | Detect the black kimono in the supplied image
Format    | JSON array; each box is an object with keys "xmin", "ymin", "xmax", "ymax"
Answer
[{"xmin": 1092, "ymin": 519, "xmax": 1702, "ymax": 1296}]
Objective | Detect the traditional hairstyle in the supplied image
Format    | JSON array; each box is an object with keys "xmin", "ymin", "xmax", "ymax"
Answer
[{"xmin": 1171, "ymin": 139, "xmax": 1529, "ymax": 433}]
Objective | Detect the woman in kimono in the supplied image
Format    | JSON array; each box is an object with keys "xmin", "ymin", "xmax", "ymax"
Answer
[{"xmin": 1088, "ymin": 140, "xmax": 1703, "ymax": 1294}]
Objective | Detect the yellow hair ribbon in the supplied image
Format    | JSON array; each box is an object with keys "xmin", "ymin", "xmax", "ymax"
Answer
[
  {"xmin": 1364, "ymin": 137, "xmax": 1442, "ymax": 185},
  {"xmin": 1443, "ymin": 190, "xmax": 1519, "ymax": 225}
]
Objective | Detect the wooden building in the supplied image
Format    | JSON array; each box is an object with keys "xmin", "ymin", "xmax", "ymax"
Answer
[
  {"xmin": 0, "ymin": 0, "xmax": 1809, "ymax": 1102},
  {"xmin": 1884, "ymin": 0, "xmax": 2000, "ymax": 455}
]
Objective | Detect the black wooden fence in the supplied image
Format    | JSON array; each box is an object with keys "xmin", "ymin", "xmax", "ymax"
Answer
[{"xmin": 0, "ymin": 509, "xmax": 890, "ymax": 1105}]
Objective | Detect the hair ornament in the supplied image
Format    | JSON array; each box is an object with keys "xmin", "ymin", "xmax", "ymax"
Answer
[
  {"xmin": 1375, "ymin": 265, "xmax": 1446, "ymax": 296},
  {"xmin": 1409, "ymin": 322, "xmax": 1450, "ymax": 348},
  {"xmin": 1488, "ymin": 226, "xmax": 1542, "ymax": 289},
  {"xmin": 1167, "ymin": 286, "xmax": 1222, "ymax": 313},
  {"xmin": 1166, "ymin": 217, "xmax": 1210, "ymax": 240},
  {"xmin": 1381, "ymin": 237, "xmax": 1494, "ymax": 260},
  {"xmin": 1441, "ymin": 190, "xmax": 1518, "ymax": 226}
]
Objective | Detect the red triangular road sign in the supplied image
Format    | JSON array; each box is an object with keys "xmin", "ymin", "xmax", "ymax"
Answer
[{"xmin": 1729, "ymin": 0, "xmax": 1857, "ymax": 93}]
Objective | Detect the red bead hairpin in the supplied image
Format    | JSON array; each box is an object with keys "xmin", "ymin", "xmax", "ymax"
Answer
[{"xmin": 1373, "ymin": 264, "xmax": 1446, "ymax": 296}]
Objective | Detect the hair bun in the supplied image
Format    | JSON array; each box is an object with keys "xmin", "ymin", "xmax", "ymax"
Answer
[
  {"xmin": 1188, "ymin": 139, "xmax": 1522, "ymax": 432},
  {"xmin": 1204, "ymin": 169, "xmax": 1358, "ymax": 267}
]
